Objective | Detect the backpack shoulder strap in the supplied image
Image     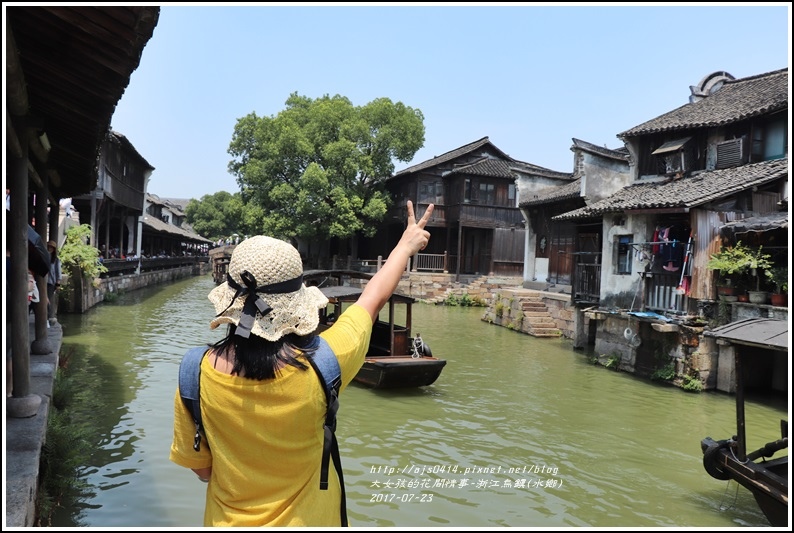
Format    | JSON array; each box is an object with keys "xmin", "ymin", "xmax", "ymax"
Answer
[
  {"xmin": 178, "ymin": 346, "xmax": 209, "ymax": 452},
  {"xmin": 310, "ymin": 336, "xmax": 343, "ymax": 400},
  {"xmin": 306, "ymin": 336, "xmax": 348, "ymax": 527}
]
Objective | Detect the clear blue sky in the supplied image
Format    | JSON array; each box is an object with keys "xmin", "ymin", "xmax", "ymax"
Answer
[{"xmin": 109, "ymin": 2, "xmax": 792, "ymax": 201}]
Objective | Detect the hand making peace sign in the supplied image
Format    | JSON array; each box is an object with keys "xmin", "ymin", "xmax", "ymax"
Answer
[{"xmin": 402, "ymin": 200, "xmax": 434, "ymax": 255}]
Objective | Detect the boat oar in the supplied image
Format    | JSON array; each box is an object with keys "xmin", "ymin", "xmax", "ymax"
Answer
[{"xmin": 674, "ymin": 233, "xmax": 693, "ymax": 295}]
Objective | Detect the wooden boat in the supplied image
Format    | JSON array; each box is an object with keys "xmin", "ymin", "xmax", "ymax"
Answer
[
  {"xmin": 208, "ymin": 245, "xmax": 235, "ymax": 285},
  {"xmin": 305, "ymin": 269, "xmax": 447, "ymax": 389},
  {"xmin": 701, "ymin": 318, "xmax": 788, "ymax": 527}
]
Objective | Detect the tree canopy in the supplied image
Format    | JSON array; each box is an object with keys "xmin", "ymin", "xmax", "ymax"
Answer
[
  {"xmin": 185, "ymin": 191, "xmax": 255, "ymax": 242},
  {"xmin": 227, "ymin": 92, "xmax": 425, "ymax": 241}
]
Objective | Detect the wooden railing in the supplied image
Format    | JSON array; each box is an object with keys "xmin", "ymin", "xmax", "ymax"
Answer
[
  {"xmin": 332, "ymin": 253, "xmax": 457, "ymax": 274},
  {"xmin": 412, "ymin": 252, "xmax": 454, "ymax": 272},
  {"xmin": 389, "ymin": 203, "xmax": 522, "ymax": 228},
  {"xmin": 100, "ymin": 256, "xmax": 208, "ymax": 277},
  {"xmin": 448, "ymin": 204, "xmax": 524, "ymax": 227}
]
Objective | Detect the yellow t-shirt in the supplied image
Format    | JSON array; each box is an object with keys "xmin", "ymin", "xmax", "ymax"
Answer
[{"xmin": 169, "ymin": 303, "xmax": 371, "ymax": 526}]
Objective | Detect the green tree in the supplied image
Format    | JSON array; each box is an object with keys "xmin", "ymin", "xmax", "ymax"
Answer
[
  {"xmin": 59, "ymin": 224, "xmax": 107, "ymax": 280},
  {"xmin": 227, "ymin": 92, "xmax": 424, "ymax": 242},
  {"xmin": 185, "ymin": 191, "xmax": 248, "ymax": 241}
]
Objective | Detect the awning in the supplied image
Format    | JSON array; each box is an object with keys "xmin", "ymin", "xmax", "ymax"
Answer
[
  {"xmin": 719, "ymin": 212, "xmax": 788, "ymax": 238},
  {"xmin": 651, "ymin": 137, "xmax": 692, "ymax": 155},
  {"xmin": 704, "ymin": 318, "xmax": 787, "ymax": 351}
]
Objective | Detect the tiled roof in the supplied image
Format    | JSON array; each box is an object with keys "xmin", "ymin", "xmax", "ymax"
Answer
[
  {"xmin": 160, "ymin": 197, "xmax": 191, "ymax": 217},
  {"xmin": 571, "ymin": 138, "xmax": 630, "ymax": 162},
  {"xmin": 553, "ymin": 158, "xmax": 788, "ymax": 220},
  {"xmin": 520, "ymin": 178, "xmax": 582, "ymax": 207},
  {"xmin": 142, "ymin": 214, "xmax": 212, "ymax": 243},
  {"xmin": 619, "ymin": 68, "xmax": 788, "ymax": 138},
  {"xmin": 393, "ymin": 137, "xmax": 510, "ymax": 176},
  {"xmin": 7, "ymin": 6, "xmax": 160, "ymax": 199},
  {"xmin": 163, "ymin": 198, "xmax": 192, "ymax": 212},
  {"xmin": 109, "ymin": 130, "xmax": 154, "ymax": 170},
  {"xmin": 509, "ymin": 159, "xmax": 574, "ymax": 179},
  {"xmin": 146, "ymin": 193, "xmax": 166, "ymax": 206},
  {"xmin": 448, "ymin": 158, "xmax": 515, "ymax": 179}
]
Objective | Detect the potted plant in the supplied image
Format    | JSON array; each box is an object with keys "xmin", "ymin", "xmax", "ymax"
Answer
[
  {"xmin": 768, "ymin": 266, "xmax": 788, "ymax": 307},
  {"xmin": 706, "ymin": 241, "xmax": 772, "ymax": 302}
]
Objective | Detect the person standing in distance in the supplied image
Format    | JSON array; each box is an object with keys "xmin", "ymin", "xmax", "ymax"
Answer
[
  {"xmin": 170, "ymin": 201, "xmax": 433, "ymax": 526},
  {"xmin": 46, "ymin": 240, "xmax": 62, "ymax": 325}
]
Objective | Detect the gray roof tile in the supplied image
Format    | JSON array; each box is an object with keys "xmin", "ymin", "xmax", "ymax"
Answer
[
  {"xmin": 520, "ymin": 179, "xmax": 582, "ymax": 207},
  {"xmin": 509, "ymin": 159, "xmax": 574, "ymax": 179},
  {"xmin": 553, "ymin": 157, "xmax": 788, "ymax": 220},
  {"xmin": 571, "ymin": 138, "xmax": 630, "ymax": 161},
  {"xmin": 394, "ymin": 137, "xmax": 507, "ymax": 176},
  {"xmin": 619, "ymin": 68, "xmax": 788, "ymax": 138},
  {"xmin": 448, "ymin": 158, "xmax": 515, "ymax": 178}
]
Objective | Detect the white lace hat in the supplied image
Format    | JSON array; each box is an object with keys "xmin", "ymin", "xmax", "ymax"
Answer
[{"xmin": 208, "ymin": 236, "xmax": 328, "ymax": 341}]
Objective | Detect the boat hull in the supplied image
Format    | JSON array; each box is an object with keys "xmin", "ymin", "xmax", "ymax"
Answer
[
  {"xmin": 701, "ymin": 436, "xmax": 789, "ymax": 527},
  {"xmin": 354, "ymin": 356, "xmax": 447, "ymax": 389}
]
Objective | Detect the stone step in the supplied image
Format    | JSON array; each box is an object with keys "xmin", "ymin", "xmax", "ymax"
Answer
[
  {"xmin": 524, "ymin": 318, "xmax": 557, "ymax": 327},
  {"xmin": 527, "ymin": 327, "xmax": 562, "ymax": 337}
]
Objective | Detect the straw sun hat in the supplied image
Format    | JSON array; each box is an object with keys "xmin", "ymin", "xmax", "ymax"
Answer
[{"xmin": 208, "ymin": 236, "xmax": 328, "ymax": 341}]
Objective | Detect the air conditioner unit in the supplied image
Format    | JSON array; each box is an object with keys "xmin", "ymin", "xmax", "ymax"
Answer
[{"xmin": 716, "ymin": 137, "xmax": 749, "ymax": 169}]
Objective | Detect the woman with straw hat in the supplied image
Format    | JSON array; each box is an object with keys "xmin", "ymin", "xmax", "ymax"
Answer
[{"xmin": 170, "ymin": 201, "xmax": 434, "ymax": 526}]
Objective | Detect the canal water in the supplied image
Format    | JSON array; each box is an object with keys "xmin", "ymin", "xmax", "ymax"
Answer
[{"xmin": 53, "ymin": 274, "xmax": 787, "ymax": 528}]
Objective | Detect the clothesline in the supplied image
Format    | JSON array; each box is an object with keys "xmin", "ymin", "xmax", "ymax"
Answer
[{"xmin": 625, "ymin": 240, "xmax": 695, "ymax": 246}]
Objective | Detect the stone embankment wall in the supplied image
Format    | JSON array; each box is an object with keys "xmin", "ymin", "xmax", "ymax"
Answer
[
  {"xmin": 62, "ymin": 262, "xmax": 212, "ymax": 313},
  {"xmin": 396, "ymin": 273, "xmax": 525, "ymax": 305},
  {"xmin": 394, "ymin": 273, "xmax": 578, "ymax": 340},
  {"xmin": 481, "ymin": 288, "xmax": 574, "ymax": 338}
]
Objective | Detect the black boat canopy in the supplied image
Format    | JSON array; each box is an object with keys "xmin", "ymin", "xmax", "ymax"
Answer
[{"xmin": 704, "ymin": 317, "xmax": 787, "ymax": 351}]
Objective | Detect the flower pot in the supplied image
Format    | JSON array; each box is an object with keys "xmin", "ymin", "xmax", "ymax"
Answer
[
  {"xmin": 770, "ymin": 292, "xmax": 787, "ymax": 307},
  {"xmin": 736, "ymin": 294, "xmax": 750, "ymax": 303},
  {"xmin": 717, "ymin": 285, "xmax": 737, "ymax": 296},
  {"xmin": 747, "ymin": 290, "xmax": 769, "ymax": 304}
]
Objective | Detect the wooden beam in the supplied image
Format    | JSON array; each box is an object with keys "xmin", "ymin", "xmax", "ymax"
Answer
[
  {"xmin": 6, "ymin": 109, "xmax": 23, "ymax": 159},
  {"xmin": 5, "ymin": 19, "xmax": 29, "ymax": 116},
  {"xmin": 27, "ymin": 160, "xmax": 44, "ymax": 191}
]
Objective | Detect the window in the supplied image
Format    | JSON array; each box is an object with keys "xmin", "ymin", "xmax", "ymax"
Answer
[
  {"xmin": 652, "ymin": 137, "xmax": 692, "ymax": 175},
  {"xmin": 617, "ymin": 235, "xmax": 632, "ymax": 275},
  {"xmin": 763, "ymin": 116, "xmax": 787, "ymax": 160},
  {"xmin": 479, "ymin": 182, "xmax": 495, "ymax": 205},
  {"xmin": 418, "ymin": 180, "xmax": 443, "ymax": 204},
  {"xmin": 464, "ymin": 179, "xmax": 472, "ymax": 203},
  {"xmin": 749, "ymin": 116, "xmax": 787, "ymax": 162},
  {"xmin": 508, "ymin": 183, "xmax": 516, "ymax": 203}
]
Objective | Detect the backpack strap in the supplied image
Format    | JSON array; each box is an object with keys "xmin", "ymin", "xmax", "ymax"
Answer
[
  {"xmin": 178, "ymin": 346, "xmax": 209, "ymax": 452},
  {"xmin": 306, "ymin": 336, "xmax": 348, "ymax": 527}
]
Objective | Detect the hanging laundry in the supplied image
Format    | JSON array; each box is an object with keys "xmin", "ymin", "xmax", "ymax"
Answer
[{"xmin": 651, "ymin": 227, "xmax": 660, "ymax": 255}]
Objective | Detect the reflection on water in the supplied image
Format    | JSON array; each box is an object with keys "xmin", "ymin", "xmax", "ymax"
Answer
[{"xmin": 55, "ymin": 275, "xmax": 787, "ymax": 527}]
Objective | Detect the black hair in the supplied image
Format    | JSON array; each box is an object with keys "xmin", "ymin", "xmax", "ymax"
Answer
[{"xmin": 210, "ymin": 326, "xmax": 318, "ymax": 380}]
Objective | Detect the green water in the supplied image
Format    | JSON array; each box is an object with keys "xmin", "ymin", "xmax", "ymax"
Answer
[{"xmin": 54, "ymin": 274, "xmax": 788, "ymax": 527}]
